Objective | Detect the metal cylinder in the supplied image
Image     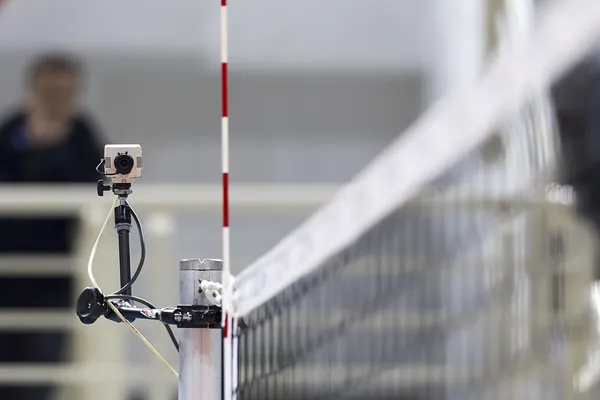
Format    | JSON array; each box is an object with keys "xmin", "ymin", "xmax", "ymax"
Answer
[{"xmin": 179, "ymin": 258, "xmax": 223, "ymax": 400}]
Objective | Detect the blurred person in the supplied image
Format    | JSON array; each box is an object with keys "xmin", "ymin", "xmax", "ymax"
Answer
[{"xmin": 0, "ymin": 53, "xmax": 104, "ymax": 400}]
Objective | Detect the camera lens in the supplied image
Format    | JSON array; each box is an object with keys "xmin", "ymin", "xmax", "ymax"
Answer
[{"xmin": 114, "ymin": 154, "xmax": 134, "ymax": 175}]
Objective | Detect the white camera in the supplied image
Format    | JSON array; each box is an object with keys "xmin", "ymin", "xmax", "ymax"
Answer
[{"xmin": 103, "ymin": 144, "xmax": 143, "ymax": 184}]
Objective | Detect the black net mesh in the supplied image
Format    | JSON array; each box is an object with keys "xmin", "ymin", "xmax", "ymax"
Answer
[{"xmin": 234, "ymin": 179, "xmax": 596, "ymax": 400}]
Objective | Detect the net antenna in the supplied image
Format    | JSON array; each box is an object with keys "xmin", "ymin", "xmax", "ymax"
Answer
[
  {"xmin": 228, "ymin": 0, "xmax": 600, "ymax": 398},
  {"xmin": 220, "ymin": 1, "xmax": 235, "ymax": 400}
]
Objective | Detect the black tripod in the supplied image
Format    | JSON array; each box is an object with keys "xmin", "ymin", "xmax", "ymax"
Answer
[
  {"xmin": 115, "ymin": 195, "xmax": 133, "ymax": 296},
  {"xmin": 98, "ymin": 181, "xmax": 134, "ymax": 296}
]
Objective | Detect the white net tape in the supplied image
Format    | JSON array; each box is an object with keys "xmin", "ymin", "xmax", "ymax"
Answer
[{"xmin": 231, "ymin": 0, "xmax": 600, "ymax": 317}]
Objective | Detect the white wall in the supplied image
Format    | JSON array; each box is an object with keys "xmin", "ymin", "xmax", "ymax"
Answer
[{"xmin": 0, "ymin": 0, "xmax": 428, "ymax": 72}]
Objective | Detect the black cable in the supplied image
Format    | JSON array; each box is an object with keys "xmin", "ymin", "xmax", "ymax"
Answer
[
  {"xmin": 106, "ymin": 294, "xmax": 179, "ymax": 352},
  {"xmin": 104, "ymin": 198, "xmax": 179, "ymax": 352},
  {"xmin": 108, "ymin": 203, "xmax": 179, "ymax": 352},
  {"xmin": 115, "ymin": 201, "xmax": 145, "ymax": 295}
]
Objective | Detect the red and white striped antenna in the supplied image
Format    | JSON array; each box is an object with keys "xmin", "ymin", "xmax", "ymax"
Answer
[{"xmin": 220, "ymin": 0, "xmax": 234, "ymax": 399}]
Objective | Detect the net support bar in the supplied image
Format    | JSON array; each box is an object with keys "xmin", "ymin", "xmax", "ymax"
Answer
[{"xmin": 179, "ymin": 259, "xmax": 223, "ymax": 400}]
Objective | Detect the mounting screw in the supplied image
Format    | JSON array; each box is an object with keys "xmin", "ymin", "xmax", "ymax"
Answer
[{"xmin": 97, "ymin": 180, "xmax": 111, "ymax": 197}]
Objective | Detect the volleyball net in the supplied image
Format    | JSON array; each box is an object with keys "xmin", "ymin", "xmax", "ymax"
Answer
[{"xmin": 226, "ymin": 0, "xmax": 600, "ymax": 398}]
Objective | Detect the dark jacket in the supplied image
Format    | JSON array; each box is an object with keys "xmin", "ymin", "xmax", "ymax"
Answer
[{"xmin": 0, "ymin": 109, "xmax": 104, "ymax": 253}]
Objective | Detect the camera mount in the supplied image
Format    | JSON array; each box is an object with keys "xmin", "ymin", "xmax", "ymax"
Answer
[
  {"xmin": 96, "ymin": 181, "xmax": 134, "ymax": 296},
  {"xmin": 76, "ymin": 286, "xmax": 221, "ymax": 329},
  {"xmin": 78, "ymin": 155, "xmax": 224, "ymax": 346}
]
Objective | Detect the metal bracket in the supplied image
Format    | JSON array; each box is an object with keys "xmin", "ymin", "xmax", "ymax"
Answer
[{"xmin": 176, "ymin": 305, "xmax": 222, "ymax": 329}]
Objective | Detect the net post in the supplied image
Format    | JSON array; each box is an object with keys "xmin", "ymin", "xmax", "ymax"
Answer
[{"xmin": 178, "ymin": 258, "xmax": 223, "ymax": 400}]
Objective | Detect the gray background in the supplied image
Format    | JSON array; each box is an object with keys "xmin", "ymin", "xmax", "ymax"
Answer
[{"xmin": 0, "ymin": 0, "xmax": 484, "ymax": 269}]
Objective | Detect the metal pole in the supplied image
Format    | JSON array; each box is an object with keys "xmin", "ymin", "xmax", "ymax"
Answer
[{"xmin": 179, "ymin": 258, "xmax": 223, "ymax": 400}]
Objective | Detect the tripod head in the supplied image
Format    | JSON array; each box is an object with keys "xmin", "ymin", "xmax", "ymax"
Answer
[{"xmin": 97, "ymin": 181, "xmax": 132, "ymax": 197}]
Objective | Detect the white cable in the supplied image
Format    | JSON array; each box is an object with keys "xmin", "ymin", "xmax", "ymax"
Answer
[{"xmin": 87, "ymin": 196, "xmax": 178, "ymax": 378}]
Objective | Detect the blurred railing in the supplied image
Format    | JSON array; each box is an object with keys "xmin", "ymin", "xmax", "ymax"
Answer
[
  {"xmin": 1, "ymin": 184, "xmax": 597, "ymax": 399},
  {"xmin": 0, "ymin": 184, "xmax": 335, "ymax": 400}
]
